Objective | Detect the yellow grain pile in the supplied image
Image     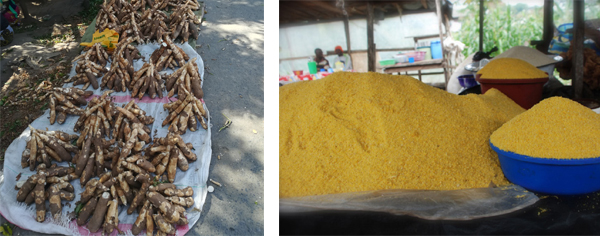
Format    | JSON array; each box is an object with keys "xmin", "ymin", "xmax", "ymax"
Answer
[
  {"xmin": 280, "ymin": 72, "xmax": 525, "ymax": 198},
  {"xmin": 491, "ymin": 97, "xmax": 600, "ymax": 159},
  {"xmin": 477, "ymin": 58, "xmax": 547, "ymax": 79}
]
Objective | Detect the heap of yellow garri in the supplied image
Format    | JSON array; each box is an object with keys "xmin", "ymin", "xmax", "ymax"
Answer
[
  {"xmin": 280, "ymin": 72, "xmax": 525, "ymax": 198},
  {"xmin": 477, "ymin": 58, "xmax": 548, "ymax": 79},
  {"xmin": 491, "ymin": 97, "xmax": 600, "ymax": 159}
]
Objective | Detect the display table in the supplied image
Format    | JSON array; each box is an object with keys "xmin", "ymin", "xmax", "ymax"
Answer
[
  {"xmin": 280, "ymin": 71, "xmax": 345, "ymax": 84},
  {"xmin": 380, "ymin": 59, "xmax": 445, "ymax": 81}
]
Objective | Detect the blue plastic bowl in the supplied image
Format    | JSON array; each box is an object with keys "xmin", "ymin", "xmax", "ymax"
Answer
[
  {"xmin": 490, "ymin": 141, "xmax": 600, "ymax": 195},
  {"xmin": 458, "ymin": 75, "xmax": 478, "ymax": 88}
]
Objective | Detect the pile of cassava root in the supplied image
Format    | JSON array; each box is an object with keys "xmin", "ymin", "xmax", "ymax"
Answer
[
  {"xmin": 168, "ymin": 4, "xmax": 200, "ymax": 43},
  {"xmin": 150, "ymin": 35, "xmax": 189, "ymax": 72},
  {"xmin": 72, "ymin": 43, "xmax": 110, "ymax": 90},
  {"xmin": 21, "ymin": 127, "xmax": 79, "ymax": 171},
  {"xmin": 101, "ymin": 37, "xmax": 142, "ymax": 92},
  {"xmin": 145, "ymin": 131, "xmax": 197, "ymax": 182},
  {"xmin": 130, "ymin": 62, "xmax": 166, "ymax": 99},
  {"xmin": 48, "ymin": 87, "xmax": 92, "ymax": 125},
  {"xmin": 96, "ymin": 0, "xmax": 202, "ymax": 44},
  {"xmin": 16, "ymin": 165, "xmax": 76, "ymax": 222},
  {"xmin": 76, "ymin": 174, "xmax": 194, "ymax": 235},
  {"xmin": 163, "ymin": 88, "xmax": 208, "ymax": 133},
  {"xmin": 165, "ymin": 57, "xmax": 203, "ymax": 99},
  {"xmin": 73, "ymin": 130, "xmax": 198, "ymax": 234},
  {"xmin": 73, "ymin": 91, "xmax": 154, "ymax": 142},
  {"xmin": 12, "ymin": 0, "xmax": 208, "ymax": 232}
]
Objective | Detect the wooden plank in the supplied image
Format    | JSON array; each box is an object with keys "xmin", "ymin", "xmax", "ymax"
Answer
[
  {"xmin": 383, "ymin": 64, "xmax": 446, "ymax": 74},
  {"xmin": 326, "ymin": 47, "xmax": 413, "ymax": 55},
  {"xmin": 280, "ymin": 47, "xmax": 414, "ymax": 63},
  {"xmin": 382, "ymin": 59, "xmax": 444, "ymax": 68},
  {"xmin": 280, "ymin": 8, "xmax": 436, "ymax": 27},
  {"xmin": 310, "ymin": 1, "xmax": 346, "ymax": 16},
  {"xmin": 573, "ymin": 0, "xmax": 584, "ymax": 99},
  {"xmin": 367, "ymin": 1, "xmax": 375, "ymax": 72}
]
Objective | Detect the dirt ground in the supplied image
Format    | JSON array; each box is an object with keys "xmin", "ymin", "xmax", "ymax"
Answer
[
  {"xmin": 0, "ymin": 0, "xmax": 89, "ymax": 160},
  {"xmin": 0, "ymin": 0, "xmax": 264, "ymax": 234}
]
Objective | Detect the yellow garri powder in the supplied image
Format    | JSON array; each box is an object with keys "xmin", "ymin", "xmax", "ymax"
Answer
[
  {"xmin": 280, "ymin": 72, "xmax": 525, "ymax": 198},
  {"xmin": 491, "ymin": 96, "xmax": 600, "ymax": 159}
]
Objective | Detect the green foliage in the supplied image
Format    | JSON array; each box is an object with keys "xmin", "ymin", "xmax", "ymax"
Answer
[
  {"xmin": 455, "ymin": 0, "xmax": 543, "ymax": 57},
  {"xmin": 74, "ymin": 202, "xmax": 85, "ymax": 218},
  {"xmin": 0, "ymin": 223, "xmax": 12, "ymax": 236},
  {"xmin": 152, "ymin": 179, "xmax": 169, "ymax": 187},
  {"xmin": 79, "ymin": 0, "xmax": 105, "ymax": 24},
  {"xmin": 554, "ymin": 0, "xmax": 600, "ymax": 25},
  {"xmin": 4, "ymin": 120, "xmax": 22, "ymax": 133},
  {"xmin": 0, "ymin": 96, "xmax": 8, "ymax": 106},
  {"xmin": 40, "ymin": 102, "xmax": 49, "ymax": 111}
]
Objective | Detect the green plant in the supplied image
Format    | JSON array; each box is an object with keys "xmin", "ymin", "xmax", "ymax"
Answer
[
  {"xmin": 0, "ymin": 223, "xmax": 12, "ymax": 236},
  {"xmin": 455, "ymin": 0, "xmax": 543, "ymax": 57},
  {"xmin": 4, "ymin": 120, "xmax": 22, "ymax": 133},
  {"xmin": 40, "ymin": 102, "xmax": 49, "ymax": 111},
  {"xmin": 0, "ymin": 96, "xmax": 8, "ymax": 106}
]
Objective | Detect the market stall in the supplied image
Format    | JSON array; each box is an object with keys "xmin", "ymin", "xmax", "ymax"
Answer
[
  {"xmin": 279, "ymin": 0, "xmax": 452, "ymax": 86},
  {"xmin": 279, "ymin": 1, "xmax": 600, "ymax": 234},
  {"xmin": 0, "ymin": 0, "xmax": 213, "ymax": 235}
]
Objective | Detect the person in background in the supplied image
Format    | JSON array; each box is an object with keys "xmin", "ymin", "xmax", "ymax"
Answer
[
  {"xmin": 0, "ymin": 14, "xmax": 14, "ymax": 46},
  {"xmin": 314, "ymin": 48, "xmax": 330, "ymax": 70},
  {"xmin": 333, "ymin": 45, "xmax": 352, "ymax": 71}
]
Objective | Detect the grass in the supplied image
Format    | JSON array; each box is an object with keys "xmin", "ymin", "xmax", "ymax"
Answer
[
  {"xmin": 4, "ymin": 120, "xmax": 22, "ymax": 133},
  {"xmin": 33, "ymin": 33, "xmax": 74, "ymax": 47},
  {"xmin": 0, "ymin": 96, "xmax": 7, "ymax": 106},
  {"xmin": 13, "ymin": 23, "xmax": 37, "ymax": 34}
]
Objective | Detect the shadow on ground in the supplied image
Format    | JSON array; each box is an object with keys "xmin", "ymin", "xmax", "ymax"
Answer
[{"xmin": 190, "ymin": 0, "xmax": 264, "ymax": 235}]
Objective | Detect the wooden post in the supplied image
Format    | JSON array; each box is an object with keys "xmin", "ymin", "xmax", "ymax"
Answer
[
  {"xmin": 479, "ymin": 0, "xmax": 484, "ymax": 52},
  {"xmin": 436, "ymin": 0, "xmax": 449, "ymax": 85},
  {"xmin": 572, "ymin": 0, "xmax": 584, "ymax": 99},
  {"xmin": 343, "ymin": 17, "xmax": 353, "ymax": 68},
  {"xmin": 367, "ymin": 1, "xmax": 375, "ymax": 72},
  {"xmin": 538, "ymin": 0, "xmax": 554, "ymax": 53}
]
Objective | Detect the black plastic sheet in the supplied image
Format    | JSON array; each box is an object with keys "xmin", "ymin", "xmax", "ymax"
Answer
[{"xmin": 280, "ymin": 191, "xmax": 600, "ymax": 235}]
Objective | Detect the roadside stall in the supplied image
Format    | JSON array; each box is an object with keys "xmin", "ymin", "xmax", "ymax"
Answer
[
  {"xmin": 0, "ymin": 0, "xmax": 213, "ymax": 235},
  {"xmin": 279, "ymin": 0, "xmax": 600, "ymax": 234}
]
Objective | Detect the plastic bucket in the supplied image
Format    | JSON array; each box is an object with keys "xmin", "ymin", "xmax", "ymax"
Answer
[
  {"xmin": 308, "ymin": 61, "xmax": 317, "ymax": 74},
  {"xmin": 475, "ymin": 74, "xmax": 548, "ymax": 109},
  {"xmin": 490, "ymin": 142, "xmax": 600, "ymax": 195},
  {"xmin": 417, "ymin": 46, "xmax": 432, "ymax": 60},
  {"xmin": 431, "ymin": 40, "xmax": 443, "ymax": 59}
]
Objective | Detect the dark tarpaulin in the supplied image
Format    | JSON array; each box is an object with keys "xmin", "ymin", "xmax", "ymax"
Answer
[{"xmin": 280, "ymin": 192, "xmax": 600, "ymax": 235}]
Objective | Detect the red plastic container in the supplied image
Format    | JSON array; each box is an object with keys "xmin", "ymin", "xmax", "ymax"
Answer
[
  {"xmin": 402, "ymin": 51, "xmax": 426, "ymax": 61},
  {"xmin": 476, "ymin": 74, "xmax": 548, "ymax": 109}
]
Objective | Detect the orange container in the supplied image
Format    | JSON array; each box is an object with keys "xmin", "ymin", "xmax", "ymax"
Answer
[{"xmin": 476, "ymin": 74, "xmax": 548, "ymax": 109}]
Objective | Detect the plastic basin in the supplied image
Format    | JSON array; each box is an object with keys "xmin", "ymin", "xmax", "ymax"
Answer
[
  {"xmin": 476, "ymin": 74, "xmax": 548, "ymax": 109},
  {"xmin": 490, "ymin": 142, "xmax": 600, "ymax": 195},
  {"xmin": 458, "ymin": 74, "xmax": 478, "ymax": 88}
]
